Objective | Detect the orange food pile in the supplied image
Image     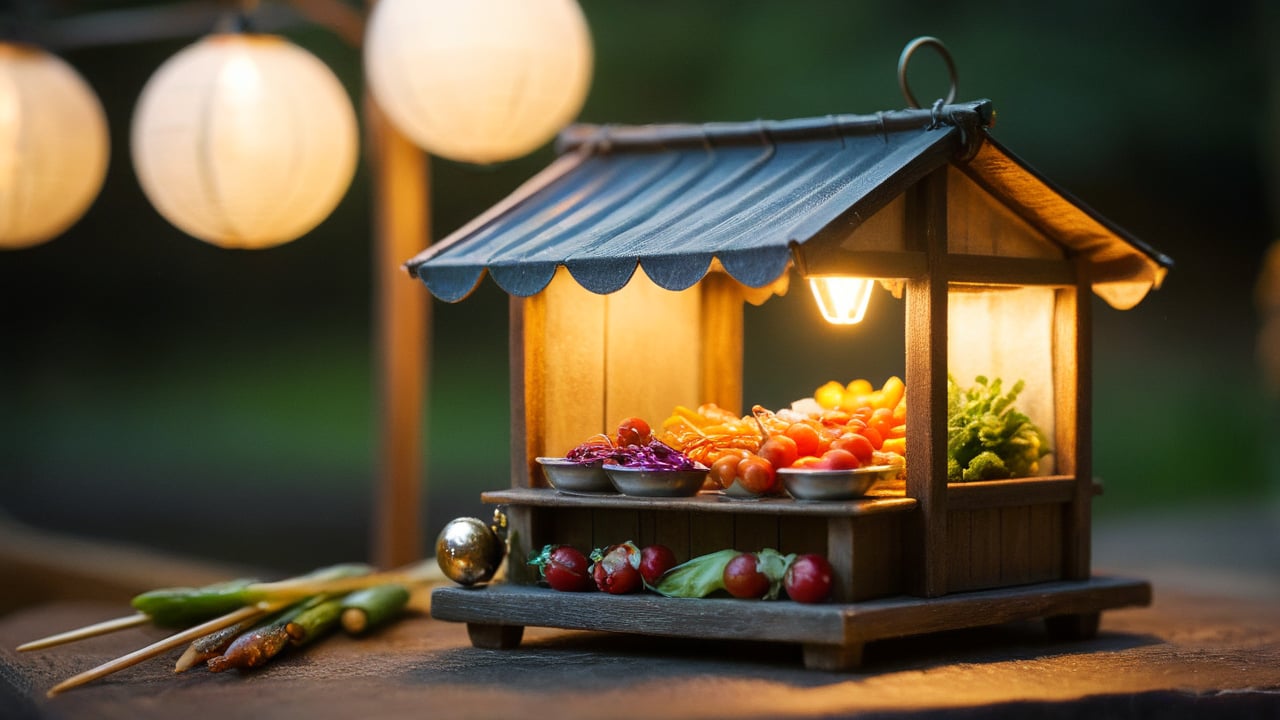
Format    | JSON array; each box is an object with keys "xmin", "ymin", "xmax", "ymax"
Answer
[{"xmin": 658, "ymin": 376, "xmax": 907, "ymax": 496}]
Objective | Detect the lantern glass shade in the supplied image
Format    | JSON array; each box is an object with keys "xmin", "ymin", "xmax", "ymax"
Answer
[
  {"xmin": 131, "ymin": 34, "xmax": 358, "ymax": 249},
  {"xmin": 0, "ymin": 43, "xmax": 109, "ymax": 250},
  {"xmin": 809, "ymin": 276, "xmax": 875, "ymax": 325},
  {"xmin": 364, "ymin": 0, "xmax": 593, "ymax": 164}
]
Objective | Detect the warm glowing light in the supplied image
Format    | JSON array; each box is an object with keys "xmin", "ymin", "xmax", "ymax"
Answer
[
  {"xmin": 0, "ymin": 42, "xmax": 109, "ymax": 249},
  {"xmin": 131, "ymin": 34, "xmax": 357, "ymax": 249},
  {"xmin": 364, "ymin": 0, "xmax": 593, "ymax": 164},
  {"xmin": 809, "ymin": 276, "xmax": 875, "ymax": 325}
]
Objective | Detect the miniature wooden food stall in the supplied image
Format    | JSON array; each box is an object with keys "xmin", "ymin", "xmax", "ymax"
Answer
[{"xmin": 406, "ymin": 97, "xmax": 1171, "ymax": 669}]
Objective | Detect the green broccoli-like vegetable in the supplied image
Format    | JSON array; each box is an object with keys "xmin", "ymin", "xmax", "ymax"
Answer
[{"xmin": 947, "ymin": 375, "xmax": 1050, "ymax": 482}]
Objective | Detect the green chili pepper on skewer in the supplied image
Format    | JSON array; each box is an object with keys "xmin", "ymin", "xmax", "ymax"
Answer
[
  {"xmin": 131, "ymin": 578, "xmax": 260, "ymax": 627},
  {"xmin": 286, "ymin": 596, "xmax": 345, "ymax": 647},
  {"xmin": 132, "ymin": 563, "xmax": 373, "ymax": 627},
  {"xmin": 339, "ymin": 584, "xmax": 411, "ymax": 635}
]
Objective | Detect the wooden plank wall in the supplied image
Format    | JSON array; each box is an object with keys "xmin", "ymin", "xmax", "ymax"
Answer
[
  {"xmin": 945, "ymin": 503, "xmax": 1064, "ymax": 592},
  {"xmin": 514, "ymin": 270, "xmax": 706, "ymax": 489}
]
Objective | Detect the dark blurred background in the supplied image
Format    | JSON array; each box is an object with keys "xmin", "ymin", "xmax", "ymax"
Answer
[{"xmin": 2, "ymin": 0, "xmax": 1277, "ymax": 575}]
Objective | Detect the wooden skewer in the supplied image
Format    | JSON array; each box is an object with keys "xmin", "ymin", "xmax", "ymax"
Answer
[
  {"xmin": 246, "ymin": 560, "xmax": 445, "ymax": 601},
  {"xmin": 17, "ymin": 613, "xmax": 152, "ymax": 652},
  {"xmin": 45, "ymin": 600, "xmax": 290, "ymax": 697}
]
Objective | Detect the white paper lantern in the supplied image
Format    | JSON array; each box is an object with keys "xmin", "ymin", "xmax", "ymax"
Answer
[
  {"xmin": 0, "ymin": 42, "xmax": 109, "ymax": 250},
  {"xmin": 131, "ymin": 34, "xmax": 357, "ymax": 249},
  {"xmin": 364, "ymin": 0, "xmax": 593, "ymax": 164}
]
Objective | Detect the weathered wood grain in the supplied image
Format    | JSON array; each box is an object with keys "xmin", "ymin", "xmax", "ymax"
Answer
[
  {"xmin": 431, "ymin": 576, "xmax": 1151, "ymax": 651},
  {"xmin": 689, "ymin": 514, "xmax": 735, "ymax": 557},
  {"xmin": 1000, "ymin": 506, "xmax": 1033, "ymax": 586},
  {"xmin": 850, "ymin": 513, "xmax": 904, "ymax": 601},
  {"xmin": 699, "ymin": 273, "xmax": 744, "ymax": 415},
  {"xmin": 734, "ymin": 514, "xmax": 780, "ymax": 553},
  {"xmin": 1056, "ymin": 259, "xmax": 1093, "ymax": 580},
  {"xmin": 946, "ymin": 477, "xmax": 1078, "ymax": 510},
  {"xmin": 904, "ymin": 168, "xmax": 950, "ymax": 597}
]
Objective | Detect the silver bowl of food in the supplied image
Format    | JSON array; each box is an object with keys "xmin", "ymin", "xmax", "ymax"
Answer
[
  {"xmin": 536, "ymin": 457, "xmax": 616, "ymax": 493},
  {"xmin": 603, "ymin": 464, "xmax": 708, "ymax": 497},
  {"xmin": 779, "ymin": 465, "xmax": 898, "ymax": 501}
]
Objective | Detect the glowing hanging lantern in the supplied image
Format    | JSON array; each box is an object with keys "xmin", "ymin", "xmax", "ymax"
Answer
[
  {"xmin": 131, "ymin": 33, "xmax": 357, "ymax": 249},
  {"xmin": 364, "ymin": 0, "xmax": 593, "ymax": 164},
  {"xmin": 808, "ymin": 276, "xmax": 876, "ymax": 325},
  {"xmin": 0, "ymin": 42, "xmax": 109, "ymax": 250}
]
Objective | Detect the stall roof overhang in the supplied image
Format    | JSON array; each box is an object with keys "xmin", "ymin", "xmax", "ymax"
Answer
[{"xmin": 406, "ymin": 100, "xmax": 1172, "ymax": 309}]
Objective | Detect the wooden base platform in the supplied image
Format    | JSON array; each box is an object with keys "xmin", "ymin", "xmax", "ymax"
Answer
[{"xmin": 431, "ymin": 575, "xmax": 1151, "ymax": 670}]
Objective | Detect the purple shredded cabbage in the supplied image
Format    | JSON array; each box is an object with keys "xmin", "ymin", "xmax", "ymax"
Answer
[
  {"xmin": 566, "ymin": 439, "xmax": 699, "ymax": 471},
  {"xmin": 564, "ymin": 441, "xmax": 615, "ymax": 465}
]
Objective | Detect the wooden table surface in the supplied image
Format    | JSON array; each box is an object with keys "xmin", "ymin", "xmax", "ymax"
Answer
[{"xmin": 3, "ymin": 506, "xmax": 1279, "ymax": 719}]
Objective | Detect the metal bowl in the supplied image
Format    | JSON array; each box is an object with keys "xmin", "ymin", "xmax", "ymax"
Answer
[
  {"xmin": 536, "ymin": 457, "xmax": 616, "ymax": 494},
  {"xmin": 779, "ymin": 464, "xmax": 899, "ymax": 501},
  {"xmin": 603, "ymin": 464, "xmax": 708, "ymax": 497}
]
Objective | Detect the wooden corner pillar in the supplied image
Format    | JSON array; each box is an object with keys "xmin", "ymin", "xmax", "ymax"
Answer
[
  {"xmin": 904, "ymin": 168, "xmax": 949, "ymax": 597},
  {"xmin": 365, "ymin": 88, "xmax": 430, "ymax": 570},
  {"xmin": 1055, "ymin": 256, "xmax": 1093, "ymax": 580}
]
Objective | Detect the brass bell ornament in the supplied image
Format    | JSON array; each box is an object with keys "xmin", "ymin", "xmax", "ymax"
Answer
[{"xmin": 435, "ymin": 510, "xmax": 507, "ymax": 586}]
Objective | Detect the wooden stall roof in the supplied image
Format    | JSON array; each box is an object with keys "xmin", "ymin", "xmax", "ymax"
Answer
[{"xmin": 405, "ymin": 100, "xmax": 1171, "ymax": 309}]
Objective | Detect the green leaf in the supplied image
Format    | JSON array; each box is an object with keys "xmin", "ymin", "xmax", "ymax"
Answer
[{"xmin": 651, "ymin": 549, "xmax": 739, "ymax": 598}]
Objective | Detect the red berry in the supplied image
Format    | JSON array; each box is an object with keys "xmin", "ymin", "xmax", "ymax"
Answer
[
  {"xmin": 592, "ymin": 543, "xmax": 643, "ymax": 594},
  {"xmin": 784, "ymin": 554, "xmax": 834, "ymax": 603},
  {"xmin": 544, "ymin": 546, "xmax": 593, "ymax": 592},
  {"xmin": 817, "ymin": 448, "xmax": 860, "ymax": 470},
  {"xmin": 723, "ymin": 553, "xmax": 770, "ymax": 599},
  {"xmin": 616, "ymin": 417, "xmax": 652, "ymax": 447},
  {"xmin": 639, "ymin": 544, "xmax": 677, "ymax": 586},
  {"xmin": 736, "ymin": 455, "xmax": 777, "ymax": 495},
  {"xmin": 759, "ymin": 434, "xmax": 799, "ymax": 470}
]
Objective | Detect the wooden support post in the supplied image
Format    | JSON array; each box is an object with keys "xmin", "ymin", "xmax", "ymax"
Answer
[
  {"xmin": 510, "ymin": 295, "xmax": 542, "ymax": 489},
  {"xmin": 904, "ymin": 168, "xmax": 949, "ymax": 597},
  {"xmin": 365, "ymin": 88, "xmax": 429, "ymax": 570},
  {"xmin": 1055, "ymin": 257, "xmax": 1092, "ymax": 580},
  {"xmin": 700, "ymin": 272, "xmax": 745, "ymax": 414}
]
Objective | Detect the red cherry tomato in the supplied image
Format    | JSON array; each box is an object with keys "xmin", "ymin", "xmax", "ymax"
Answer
[
  {"xmin": 817, "ymin": 448, "xmax": 860, "ymax": 470},
  {"xmin": 758, "ymin": 435, "xmax": 799, "ymax": 470},
  {"xmin": 710, "ymin": 454, "xmax": 742, "ymax": 489},
  {"xmin": 832, "ymin": 433, "xmax": 874, "ymax": 464},
  {"xmin": 736, "ymin": 455, "xmax": 777, "ymax": 495},
  {"xmin": 640, "ymin": 544, "xmax": 678, "ymax": 586},
  {"xmin": 723, "ymin": 553, "xmax": 770, "ymax": 599},
  {"xmin": 592, "ymin": 543, "xmax": 643, "ymax": 594},
  {"xmin": 859, "ymin": 425, "xmax": 883, "ymax": 450},
  {"xmin": 529, "ymin": 544, "xmax": 594, "ymax": 592},
  {"xmin": 544, "ymin": 546, "xmax": 593, "ymax": 592},
  {"xmin": 784, "ymin": 554, "xmax": 834, "ymax": 603},
  {"xmin": 870, "ymin": 407, "xmax": 895, "ymax": 439},
  {"xmin": 616, "ymin": 417, "xmax": 652, "ymax": 447},
  {"xmin": 784, "ymin": 423, "xmax": 821, "ymax": 458}
]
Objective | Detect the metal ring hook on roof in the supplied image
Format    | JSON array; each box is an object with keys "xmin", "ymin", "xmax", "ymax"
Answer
[{"xmin": 898, "ymin": 36, "xmax": 958, "ymax": 109}]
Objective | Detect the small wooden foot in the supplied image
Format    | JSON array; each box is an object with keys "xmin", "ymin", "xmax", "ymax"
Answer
[
  {"xmin": 1044, "ymin": 611, "xmax": 1100, "ymax": 641},
  {"xmin": 802, "ymin": 642, "xmax": 864, "ymax": 671},
  {"xmin": 466, "ymin": 623, "xmax": 525, "ymax": 649}
]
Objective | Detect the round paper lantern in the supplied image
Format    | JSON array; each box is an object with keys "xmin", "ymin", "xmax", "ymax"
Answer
[
  {"xmin": 0, "ymin": 42, "xmax": 109, "ymax": 250},
  {"xmin": 364, "ymin": 0, "xmax": 593, "ymax": 164},
  {"xmin": 131, "ymin": 34, "xmax": 357, "ymax": 249}
]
